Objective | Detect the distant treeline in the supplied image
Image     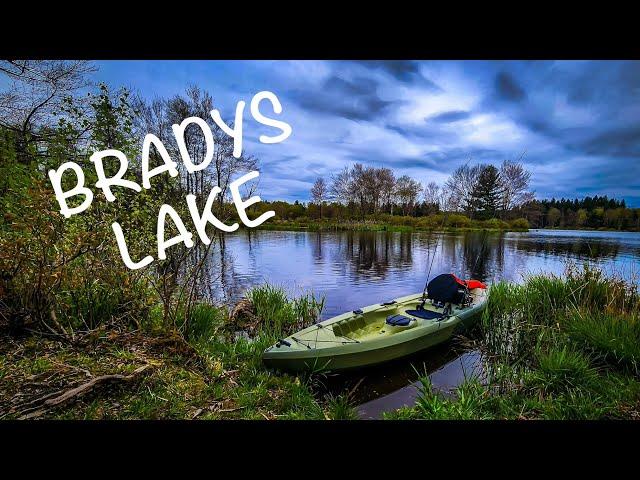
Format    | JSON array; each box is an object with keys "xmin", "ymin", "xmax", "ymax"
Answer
[
  {"xmin": 249, "ymin": 195, "xmax": 639, "ymax": 232},
  {"xmin": 519, "ymin": 196, "xmax": 640, "ymax": 231}
]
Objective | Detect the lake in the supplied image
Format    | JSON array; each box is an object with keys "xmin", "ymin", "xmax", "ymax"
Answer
[
  {"xmin": 204, "ymin": 228, "xmax": 640, "ymax": 417},
  {"xmin": 208, "ymin": 229, "xmax": 640, "ymax": 317}
]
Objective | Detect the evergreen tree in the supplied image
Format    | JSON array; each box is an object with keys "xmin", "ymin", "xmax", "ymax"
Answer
[{"xmin": 471, "ymin": 165, "xmax": 503, "ymax": 219}]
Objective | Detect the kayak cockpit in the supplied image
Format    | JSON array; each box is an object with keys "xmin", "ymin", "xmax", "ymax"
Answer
[{"xmin": 262, "ymin": 273, "xmax": 488, "ymax": 371}]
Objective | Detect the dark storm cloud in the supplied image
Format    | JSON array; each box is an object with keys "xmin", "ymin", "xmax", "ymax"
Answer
[
  {"xmin": 578, "ymin": 125, "xmax": 640, "ymax": 157},
  {"xmin": 289, "ymin": 74, "xmax": 392, "ymax": 120},
  {"xmin": 494, "ymin": 72, "xmax": 527, "ymax": 102},
  {"xmin": 566, "ymin": 61, "xmax": 640, "ymax": 107},
  {"xmin": 428, "ymin": 110, "xmax": 471, "ymax": 123},
  {"xmin": 355, "ymin": 60, "xmax": 434, "ymax": 85}
]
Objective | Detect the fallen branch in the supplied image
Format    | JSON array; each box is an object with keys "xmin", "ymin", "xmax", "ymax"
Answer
[{"xmin": 17, "ymin": 364, "xmax": 152, "ymax": 419}]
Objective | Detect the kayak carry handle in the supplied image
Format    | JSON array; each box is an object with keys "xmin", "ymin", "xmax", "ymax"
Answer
[
  {"xmin": 381, "ymin": 300, "xmax": 397, "ymax": 306},
  {"xmin": 276, "ymin": 339, "xmax": 291, "ymax": 348},
  {"xmin": 352, "ymin": 309, "xmax": 364, "ymax": 315}
]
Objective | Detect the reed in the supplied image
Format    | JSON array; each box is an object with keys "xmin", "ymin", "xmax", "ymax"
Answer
[
  {"xmin": 247, "ymin": 284, "xmax": 325, "ymax": 338},
  {"xmin": 396, "ymin": 263, "xmax": 640, "ymax": 419}
]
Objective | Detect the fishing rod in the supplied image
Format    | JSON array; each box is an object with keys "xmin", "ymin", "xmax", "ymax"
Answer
[
  {"xmin": 419, "ymin": 158, "xmax": 472, "ymax": 307},
  {"xmin": 419, "ymin": 159, "xmax": 491, "ymax": 308},
  {"xmin": 419, "ymin": 205, "xmax": 452, "ymax": 307}
]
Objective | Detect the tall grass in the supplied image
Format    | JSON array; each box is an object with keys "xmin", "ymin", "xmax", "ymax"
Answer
[
  {"xmin": 481, "ymin": 263, "xmax": 640, "ymax": 368},
  {"xmin": 391, "ymin": 264, "xmax": 640, "ymax": 420},
  {"xmin": 564, "ymin": 310, "xmax": 640, "ymax": 374},
  {"xmin": 247, "ymin": 284, "xmax": 325, "ymax": 338}
]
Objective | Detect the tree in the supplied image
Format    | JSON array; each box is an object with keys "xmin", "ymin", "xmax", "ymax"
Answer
[
  {"xmin": 547, "ymin": 207, "xmax": 561, "ymax": 227},
  {"xmin": 445, "ymin": 163, "xmax": 483, "ymax": 213},
  {"xmin": 310, "ymin": 177, "xmax": 328, "ymax": 219},
  {"xmin": 499, "ymin": 158, "xmax": 534, "ymax": 216},
  {"xmin": 576, "ymin": 208, "xmax": 588, "ymax": 227},
  {"xmin": 0, "ymin": 60, "xmax": 96, "ymax": 163},
  {"xmin": 470, "ymin": 165, "xmax": 503, "ymax": 220},
  {"xmin": 375, "ymin": 167, "xmax": 395, "ymax": 214},
  {"xmin": 423, "ymin": 181, "xmax": 442, "ymax": 213},
  {"xmin": 395, "ymin": 175, "xmax": 423, "ymax": 216},
  {"xmin": 330, "ymin": 166, "xmax": 353, "ymax": 206},
  {"xmin": 135, "ymin": 85, "xmax": 258, "ymax": 215}
]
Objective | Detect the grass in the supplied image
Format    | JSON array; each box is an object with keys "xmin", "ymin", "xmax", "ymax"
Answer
[
  {"xmin": 3, "ymin": 266, "xmax": 640, "ymax": 420},
  {"xmin": 246, "ymin": 284, "xmax": 325, "ymax": 338},
  {"xmin": 388, "ymin": 264, "xmax": 640, "ymax": 420},
  {"xmin": 564, "ymin": 311, "xmax": 640, "ymax": 374},
  {"xmin": 324, "ymin": 394, "xmax": 359, "ymax": 420},
  {"xmin": 0, "ymin": 285, "xmax": 332, "ymax": 420},
  {"xmin": 257, "ymin": 215, "xmax": 529, "ymax": 233}
]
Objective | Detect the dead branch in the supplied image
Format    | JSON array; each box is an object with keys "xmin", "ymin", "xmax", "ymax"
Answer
[{"xmin": 16, "ymin": 364, "xmax": 152, "ymax": 419}]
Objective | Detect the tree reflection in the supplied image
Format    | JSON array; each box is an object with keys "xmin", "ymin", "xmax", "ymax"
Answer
[{"xmin": 198, "ymin": 229, "xmax": 635, "ymax": 307}]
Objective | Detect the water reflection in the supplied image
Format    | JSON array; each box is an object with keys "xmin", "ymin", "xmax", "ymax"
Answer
[
  {"xmin": 204, "ymin": 229, "xmax": 640, "ymax": 318},
  {"xmin": 199, "ymin": 228, "xmax": 639, "ymax": 417},
  {"xmin": 316, "ymin": 338, "xmax": 485, "ymax": 419}
]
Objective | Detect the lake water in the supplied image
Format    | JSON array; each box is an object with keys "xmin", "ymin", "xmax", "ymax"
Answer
[{"xmin": 204, "ymin": 229, "xmax": 640, "ymax": 417}]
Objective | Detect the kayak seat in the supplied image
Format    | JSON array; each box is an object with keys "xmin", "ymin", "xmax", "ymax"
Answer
[
  {"xmin": 386, "ymin": 314, "xmax": 413, "ymax": 326},
  {"xmin": 405, "ymin": 308, "xmax": 444, "ymax": 320},
  {"xmin": 332, "ymin": 316, "xmax": 366, "ymax": 337}
]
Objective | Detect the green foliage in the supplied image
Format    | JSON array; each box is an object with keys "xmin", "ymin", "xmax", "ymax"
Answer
[
  {"xmin": 509, "ymin": 217, "xmax": 530, "ymax": 230},
  {"xmin": 247, "ymin": 284, "xmax": 324, "ymax": 339},
  {"xmin": 392, "ymin": 265, "xmax": 640, "ymax": 420},
  {"xmin": 523, "ymin": 195, "xmax": 639, "ymax": 231},
  {"xmin": 325, "ymin": 394, "xmax": 358, "ymax": 420},
  {"xmin": 446, "ymin": 213, "xmax": 472, "ymax": 228},
  {"xmin": 470, "ymin": 165, "xmax": 503, "ymax": 220},
  {"xmin": 185, "ymin": 303, "xmax": 226, "ymax": 342},
  {"xmin": 529, "ymin": 346, "xmax": 599, "ymax": 395},
  {"xmin": 483, "ymin": 218, "xmax": 509, "ymax": 230},
  {"xmin": 0, "ymin": 84, "xmax": 161, "ymax": 335},
  {"xmin": 413, "ymin": 376, "xmax": 493, "ymax": 420},
  {"xmin": 564, "ymin": 311, "xmax": 640, "ymax": 374}
]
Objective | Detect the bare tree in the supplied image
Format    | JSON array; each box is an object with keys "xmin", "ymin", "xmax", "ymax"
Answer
[
  {"xmin": 423, "ymin": 181, "xmax": 442, "ymax": 211},
  {"xmin": 395, "ymin": 175, "xmax": 422, "ymax": 216},
  {"xmin": 499, "ymin": 158, "xmax": 534, "ymax": 215},
  {"xmin": 136, "ymin": 85, "xmax": 258, "ymax": 212},
  {"xmin": 445, "ymin": 163, "xmax": 483, "ymax": 213},
  {"xmin": 0, "ymin": 60, "xmax": 96, "ymax": 161},
  {"xmin": 310, "ymin": 177, "xmax": 328, "ymax": 219},
  {"xmin": 376, "ymin": 167, "xmax": 395, "ymax": 214},
  {"xmin": 330, "ymin": 166, "xmax": 353, "ymax": 205}
]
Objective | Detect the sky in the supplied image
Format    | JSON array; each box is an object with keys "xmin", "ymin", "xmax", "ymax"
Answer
[{"xmin": 94, "ymin": 60, "xmax": 640, "ymax": 207}]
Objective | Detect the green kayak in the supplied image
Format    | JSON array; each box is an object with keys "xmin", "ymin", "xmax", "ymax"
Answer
[{"xmin": 262, "ymin": 280, "xmax": 488, "ymax": 372}]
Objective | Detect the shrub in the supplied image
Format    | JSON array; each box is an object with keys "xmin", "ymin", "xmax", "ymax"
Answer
[
  {"xmin": 483, "ymin": 218, "xmax": 509, "ymax": 230},
  {"xmin": 509, "ymin": 217, "xmax": 530, "ymax": 230},
  {"xmin": 416, "ymin": 214, "xmax": 445, "ymax": 229},
  {"xmin": 447, "ymin": 214, "xmax": 471, "ymax": 228}
]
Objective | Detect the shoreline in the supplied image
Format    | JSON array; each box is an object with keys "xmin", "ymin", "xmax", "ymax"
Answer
[
  {"xmin": 255, "ymin": 222, "xmax": 529, "ymax": 234},
  {"xmin": 3, "ymin": 266, "xmax": 638, "ymax": 420},
  {"xmin": 252, "ymin": 222, "xmax": 640, "ymax": 234}
]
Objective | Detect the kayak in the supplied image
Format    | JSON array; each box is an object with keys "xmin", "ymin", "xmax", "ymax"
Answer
[{"xmin": 262, "ymin": 279, "xmax": 488, "ymax": 372}]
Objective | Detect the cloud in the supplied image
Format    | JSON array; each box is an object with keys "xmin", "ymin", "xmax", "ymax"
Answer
[
  {"xmin": 577, "ymin": 125, "xmax": 640, "ymax": 157},
  {"xmin": 494, "ymin": 72, "xmax": 527, "ymax": 102},
  {"xmin": 355, "ymin": 60, "xmax": 438, "ymax": 87},
  {"xmin": 428, "ymin": 110, "xmax": 471, "ymax": 123},
  {"xmin": 93, "ymin": 59, "xmax": 640, "ymax": 207},
  {"xmin": 288, "ymin": 74, "xmax": 392, "ymax": 121}
]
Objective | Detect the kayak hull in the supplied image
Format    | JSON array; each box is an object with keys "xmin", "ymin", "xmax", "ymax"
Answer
[{"xmin": 262, "ymin": 289, "xmax": 487, "ymax": 372}]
